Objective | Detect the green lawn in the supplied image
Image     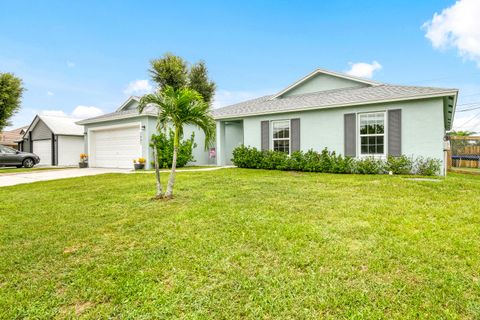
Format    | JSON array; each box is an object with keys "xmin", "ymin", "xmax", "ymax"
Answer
[
  {"xmin": 143, "ymin": 165, "xmax": 217, "ymax": 172},
  {"xmin": 1, "ymin": 169, "xmax": 479, "ymax": 319},
  {"xmin": 0, "ymin": 166, "xmax": 70, "ymax": 174}
]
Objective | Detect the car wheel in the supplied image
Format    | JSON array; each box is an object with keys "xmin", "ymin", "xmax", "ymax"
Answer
[{"xmin": 23, "ymin": 158, "xmax": 34, "ymax": 168}]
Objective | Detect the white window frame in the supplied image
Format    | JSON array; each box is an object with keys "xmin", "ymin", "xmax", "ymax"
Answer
[
  {"xmin": 357, "ymin": 111, "xmax": 387, "ymax": 158},
  {"xmin": 271, "ymin": 119, "xmax": 291, "ymax": 155}
]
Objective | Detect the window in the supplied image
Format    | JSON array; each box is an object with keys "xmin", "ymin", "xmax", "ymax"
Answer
[
  {"xmin": 272, "ymin": 120, "xmax": 290, "ymax": 154},
  {"xmin": 359, "ymin": 112, "xmax": 385, "ymax": 156},
  {"xmin": 0, "ymin": 145, "xmax": 14, "ymax": 154}
]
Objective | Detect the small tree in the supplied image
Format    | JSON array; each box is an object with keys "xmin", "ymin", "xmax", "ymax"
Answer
[
  {"xmin": 188, "ymin": 61, "xmax": 216, "ymax": 104},
  {"xmin": 149, "ymin": 53, "xmax": 216, "ymax": 102},
  {"xmin": 447, "ymin": 130, "xmax": 476, "ymax": 136},
  {"xmin": 139, "ymin": 87, "xmax": 215, "ymax": 199},
  {"xmin": 0, "ymin": 73, "xmax": 24, "ymax": 131},
  {"xmin": 149, "ymin": 53, "xmax": 188, "ymax": 91}
]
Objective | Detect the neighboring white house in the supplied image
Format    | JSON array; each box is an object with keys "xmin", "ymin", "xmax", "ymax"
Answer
[
  {"xmin": 76, "ymin": 96, "xmax": 213, "ymax": 169},
  {"xmin": 20, "ymin": 115, "xmax": 84, "ymax": 166}
]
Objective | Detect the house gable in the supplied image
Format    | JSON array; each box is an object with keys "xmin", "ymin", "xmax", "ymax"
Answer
[
  {"xmin": 116, "ymin": 96, "xmax": 140, "ymax": 111},
  {"xmin": 31, "ymin": 118, "xmax": 53, "ymax": 140},
  {"xmin": 273, "ymin": 68, "xmax": 380, "ymax": 99}
]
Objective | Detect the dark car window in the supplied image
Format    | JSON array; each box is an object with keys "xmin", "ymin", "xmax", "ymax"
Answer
[{"xmin": 0, "ymin": 146, "xmax": 16, "ymax": 154}]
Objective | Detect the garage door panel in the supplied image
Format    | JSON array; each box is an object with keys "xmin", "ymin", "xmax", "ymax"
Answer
[
  {"xmin": 91, "ymin": 126, "xmax": 141, "ymax": 169},
  {"xmin": 58, "ymin": 136, "xmax": 84, "ymax": 166},
  {"xmin": 33, "ymin": 140, "xmax": 52, "ymax": 166}
]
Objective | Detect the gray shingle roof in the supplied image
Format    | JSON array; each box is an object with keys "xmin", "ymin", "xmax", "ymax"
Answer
[
  {"xmin": 76, "ymin": 106, "xmax": 157, "ymax": 125},
  {"xmin": 212, "ymin": 84, "xmax": 458, "ymax": 119}
]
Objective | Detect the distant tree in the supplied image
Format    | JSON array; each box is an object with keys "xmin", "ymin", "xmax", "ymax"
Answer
[
  {"xmin": 149, "ymin": 53, "xmax": 216, "ymax": 103},
  {"xmin": 0, "ymin": 72, "xmax": 24, "ymax": 131},
  {"xmin": 188, "ymin": 61, "xmax": 216, "ymax": 103},
  {"xmin": 149, "ymin": 53, "xmax": 188, "ymax": 91},
  {"xmin": 447, "ymin": 130, "xmax": 476, "ymax": 136}
]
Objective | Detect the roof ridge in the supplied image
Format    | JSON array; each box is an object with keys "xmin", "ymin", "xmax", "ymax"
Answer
[{"xmin": 386, "ymin": 83, "xmax": 459, "ymax": 91}]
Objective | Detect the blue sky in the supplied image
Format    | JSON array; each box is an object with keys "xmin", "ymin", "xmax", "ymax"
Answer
[{"xmin": 1, "ymin": 0, "xmax": 480, "ymax": 132}]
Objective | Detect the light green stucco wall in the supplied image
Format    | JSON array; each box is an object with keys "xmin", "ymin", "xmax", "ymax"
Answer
[
  {"xmin": 221, "ymin": 98, "xmax": 446, "ymax": 173},
  {"xmin": 281, "ymin": 73, "xmax": 368, "ymax": 97}
]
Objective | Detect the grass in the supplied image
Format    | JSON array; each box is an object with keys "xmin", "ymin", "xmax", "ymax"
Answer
[
  {"xmin": 143, "ymin": 165, "xmax": 216, "ymax": 172},
  {"xmin": 0, "ymin": 166, "xmax": 71, "ymax": 174},
  {"xmin": 0, "ymin": 169, "xmax": 479, "ymax": 318},
  {"xmin": 450, "ymin": 167, "xmax": 480, "ymax": 175}
]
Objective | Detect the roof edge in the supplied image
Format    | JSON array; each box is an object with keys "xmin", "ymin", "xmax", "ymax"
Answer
[
  {"xmin": 215, "ymin": 90, "xmax": 458, "ymax": 120},
  {"xmin": 76, "ymin": 111, "xmax": 156, "ymax": 125}
]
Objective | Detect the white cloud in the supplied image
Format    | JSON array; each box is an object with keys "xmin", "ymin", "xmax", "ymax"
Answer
[
  {"xmin": 423, "ymin": 0, "xmax": 480, "ymax": 66},
  {"xmin": 67, "ymin": 61, "xmax": 75, "ymax": 68},
  {"xmin": 71, "ymin": 105, "xmax": 104, "ymax": 119},
  {"xmin": 41, "ymin": 110, "xmax": 67, "ymax": 117},
  {"xmin": 212, "ymin": 89, "xmax": 274, "ymax": 109},
  {"xmin": 39, "ymin": 106, "xmax": 104, "ymax": 120},
  {"xmin": 47, "ymin": 91, "xmax": 54, "ymax": 96},
  {"xmin": 124, "ymin": 79, "xmax": 153, "ymax": 95},
  {"xmin": 346, "ymin": 61, "xmax": 382, "ymax": 79}
]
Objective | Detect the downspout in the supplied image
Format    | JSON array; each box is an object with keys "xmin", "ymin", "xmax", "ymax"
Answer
[{"xmin": 55, "ymin": 135, "xmax": 59, "ymax": 166}]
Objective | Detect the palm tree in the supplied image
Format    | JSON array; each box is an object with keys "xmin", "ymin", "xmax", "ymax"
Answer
[{"xmin": 138, "ymin": 86, "xmax": 215, "ymax": 199}]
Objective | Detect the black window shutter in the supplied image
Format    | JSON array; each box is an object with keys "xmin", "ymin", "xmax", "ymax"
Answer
[
  {"xmin": 261, "ymin": 121, "xmax": 269, "ymax": 151},
  {"xmin": 344, "ymin": 113, "xmax": 356, "ymax": 157},
  {"xmin": 290, "ymin": 118, "xmax": 300, "ymax": 152},
  {"xmin": 388, "ymin": 109, "xmax": 402, "ymax": 156}
]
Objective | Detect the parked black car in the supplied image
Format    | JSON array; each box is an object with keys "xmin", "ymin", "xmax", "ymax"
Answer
[{"xmin": 0, "ymin": 145, "xmax": 40, "ymax": 168}]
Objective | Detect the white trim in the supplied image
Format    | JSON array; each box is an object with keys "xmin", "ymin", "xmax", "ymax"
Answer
[
  {"xmin": 76, "ymin": 111, "xmax": 156, "ymax": 125},
  {"xmin": 270, "ymin": 68, "xmax": 381, "ymax": 100},
  {"xmin": 215, "ymin": 91, "xmax": 459, "ymax": 120},
  {"xmin": 271, "ymin": 119, "xmax": 291, "ymax": 155},
  {"xmin": 356, "ymin": 111, "xmax": 387, "ymax": 158},
  {"xmin": 87, "ymin": 122, "xmax": 142, "ymax": 168},
  {"xmin": 116, "ymin": 96, "xmax": 140, "ymax": 112}
]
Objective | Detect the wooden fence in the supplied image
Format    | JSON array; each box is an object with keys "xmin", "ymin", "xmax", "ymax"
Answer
[{"xmin": 449, "ymin": 136, "xmax": 480, "ymax": 169}]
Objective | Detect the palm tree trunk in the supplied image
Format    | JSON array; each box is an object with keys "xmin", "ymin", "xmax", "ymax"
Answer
[
  {"xmin": 153, "ymin": 146, "xmax": 163, "ymax": 198},
  {"xmin": 165, "ymin": 128, "xmax": 179, "ymax": 198}
]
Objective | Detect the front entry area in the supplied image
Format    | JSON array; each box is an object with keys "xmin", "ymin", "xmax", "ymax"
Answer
[
  {"xmin": 89, "ymin": 125, "xmax": 142, "ymax": 169},
  {"xmin": 216, "ymin": 120, "xmax": 244, "ymax": 165}
]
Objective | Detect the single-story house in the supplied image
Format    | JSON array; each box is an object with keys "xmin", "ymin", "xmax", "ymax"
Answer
[
  {"xmin": 20, "ymin": 115, "xmax": 84, "ymax": 166},
  {"xmin": 213, "ymin": 68, "xmax": 458, "ymax": 174},
  {"xmin": 76, "ymin": 96, "xmax": 213, "ymax": 169},
  {"xmin": 0, "ymin": 126, "xmax": 28, "ymax": 149}
]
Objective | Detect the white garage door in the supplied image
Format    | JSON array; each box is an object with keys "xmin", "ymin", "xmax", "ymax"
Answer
[
  {"xmin": 33, "ymin": 140, "xmax": 52, "ymax": 166},
  {"xmin": 90, "ymin": 126, "xmax": 141, "ymax": 169},
  {"xmin": 58, "ymin": 136, "xmax": 84, "ymax": 166}
]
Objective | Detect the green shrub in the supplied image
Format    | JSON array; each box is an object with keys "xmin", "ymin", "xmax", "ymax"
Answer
[
  {"xmin": 385, "ymin": 155, "xmax": 414, "ymax": 175},
  {"xmin": 150, "ymin": 130, "xmax": 196, "ymax": 168},
  {"xmin": 230, "ymin": 145, "xmax": 442, "ymax": 176},
  {"xmin": 284, "ymin": 151, "xmax": 306, "ymax": 171},
  {"xmin": 259, "ymin": 150, "xmax": 287, "ymax": 170},
  {"xmin": 414, "ymin": 157, "xmax": 441, "ymax": 176},
  {"xmin": 331, "ymin": 154, "xmax": 356, "ymax": 174},
  {"xmin": 354, "ymin": 157, "xmax": 385, "ymax": 174},
  {"xmin": 231, "ymin": 145, "xmax": 263, "ymax": 168}
]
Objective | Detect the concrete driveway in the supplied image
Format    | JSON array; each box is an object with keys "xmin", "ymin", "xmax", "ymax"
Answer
[{"xmin": 0, "ymin": 168, "xmax": 131, "ymax": 187}]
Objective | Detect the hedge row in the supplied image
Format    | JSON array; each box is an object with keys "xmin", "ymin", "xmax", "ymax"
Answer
[{"xmin": 232, "ymin": 145, "xmax": 442, "ymax": 176}]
